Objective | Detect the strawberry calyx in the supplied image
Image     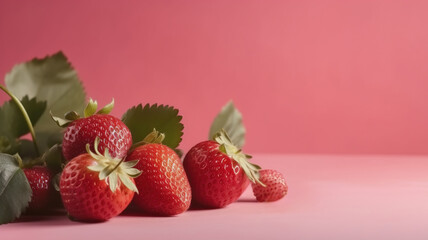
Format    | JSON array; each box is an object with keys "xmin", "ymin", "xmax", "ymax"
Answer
[
  {"xmin": 213, "ymin": 129, "xmax": 266, "ymax": 187},
  {"xmin": 131, "ymin": 128, "xmax": 165, "ymax": 150},
  {"xmin": 51, "ymin": 98, "xmax": 114, "ymax": 127},
  {"xmin": 86, "ymin": 137, "xmax": 141, "ymax": 193},
  {"xmin": 84, "ymin": 98, "xmax": 114, "ymax": 117}
]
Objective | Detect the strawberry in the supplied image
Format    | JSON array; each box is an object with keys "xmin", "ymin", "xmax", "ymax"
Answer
[
  {"xmin": 183, "ymin": 130, "xmax": 263, "ymax": 208},
  {"xmin": 52, "ymin": 99, "xmax": 132, "ymax": 161},
  {"xmin": 126, "ymin": 130, "xmax": 191, "ymax": 216},
  {"xmin": 60, "ymin": 138, "xmax": 140, "ymax": 222},
  {"xmin": 251, "ymin": 169, "xmax": 288, "ymax": 202},
  {"xmin": 23, "ymin": 166, "xmax": 53, "ymax": 212}
]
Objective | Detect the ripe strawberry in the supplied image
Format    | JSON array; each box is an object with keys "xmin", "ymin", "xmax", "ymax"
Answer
[
  {"xmin": 52, "ymin": 99, "xmax": 132, "ymax": 161},
  {"xmin": 127, "ymin": 130, "xmax": 191, "ymax": 216},
  {"xmin": 23, "ymin": 166, "xmax": 53, "ymax": 212},
  {"xmin": 60, "ymin": 138, "xmax": 140, "ymax": 222},
  {"xmin": 251, "ymin": 169, "xmax": 288, "ymax": 202},
  {"xmin": 183, "ymin": 130, "xmax": 263, "ymax": 208},
  {"xmin": 62, "ymin": 114, "xmax": 131, "ymax": 161}
]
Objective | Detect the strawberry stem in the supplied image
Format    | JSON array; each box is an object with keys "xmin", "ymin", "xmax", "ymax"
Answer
[
  {"xmin": 0, "ymin": 85, "xmax": 40, "ymax": 156},
  {"xmin": 104, "ymin": 157, "xmax": 125, "ymax": 177}
]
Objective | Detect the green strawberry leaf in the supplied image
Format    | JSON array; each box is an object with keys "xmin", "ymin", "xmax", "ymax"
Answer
[
  {"xmin": 5, "ymin": 51, "xmax": 86, "ymax": 152},
  {"xmin": 209, "ymin": 101, "xmax": 246, "ymax": 148},
  {"xmin": 0, "ymin": 96, "xmax": 46, "ymax": 155},
  {"xmin": 0, "ymin": 96, "xmax": 46, "ymax": 140},
  {"xmin": 16, "ymin": 139, "xmax": 38, "ymax": 163},
  {"xmin": 35, "ymin": 131, "xmax": 64, "ymax": 155},
  {"xmin": 0, "ymin": 136, "xmax": 19, "ymax": 155},
  {"xmin": 122, "ymin": 104, "xmax": 184, "ymax": 149},
  {"xmin": 174, "ymin": 148, "xmax": 184, "ymax": 159},
  {"xmin": 0, "ymin": 153, "xmax": 32, "ymax": 225},
  {"xmin": 42, "ymin": 144, "xmax": 64, "ymax": 173},
  {"xmin": 52, "ymin": 173, "xmax": 61, "ymax": 192}
]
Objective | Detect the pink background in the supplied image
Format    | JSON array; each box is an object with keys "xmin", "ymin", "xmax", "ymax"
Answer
[{"xmin": 1, "ymin": 0, "xmax": 428, "ymax": 154}]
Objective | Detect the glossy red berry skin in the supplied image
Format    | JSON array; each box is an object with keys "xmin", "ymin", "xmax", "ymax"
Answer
[
  {"xmin": 183, "ymin": 141, "xmax": 249, "ymax": 208},
  {"xmin": 23, "ymin": 166, "xmax": 53, "ymax": 211},
  {"xmin": 60, "ymin": 154, "xmax": 135, "ymax": 222},
  {"xmin": 127, "ymin": 144, "xmax": 191, "ymax": 216},
  {"xmin": 62, "ymin": 114, "xmax": 132, "ymax": 161},
  {"xmin": 251, "ymin": 169, "xmax": 288, "ymax": 202}
]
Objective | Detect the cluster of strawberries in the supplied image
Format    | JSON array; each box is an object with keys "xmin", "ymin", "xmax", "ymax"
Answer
[{"xmin": 24, "ymin": 100, "xmax": 288, "ymax": 222}]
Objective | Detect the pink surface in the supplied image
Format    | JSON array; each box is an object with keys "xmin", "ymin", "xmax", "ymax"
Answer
[
  {"xmin": 2, "ymin": 154, "xmax": 428, "ymax": 239},
  {"xmin": 1, "ymin": 1, "xmax": 428, "ymax": 154}
]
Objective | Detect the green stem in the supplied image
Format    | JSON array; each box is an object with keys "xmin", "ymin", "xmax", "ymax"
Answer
[
  {"xmin": 0, "ymin": 85, "xmax": 40, "ymax": 156},
  {"xmin": 105, "ymin": 157, "xmax": 126, "ymax": 177}
]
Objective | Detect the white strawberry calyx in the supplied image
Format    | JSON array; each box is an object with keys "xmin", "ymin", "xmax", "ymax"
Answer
[
  {"xmin": 86, "ymin": 137, "xmax": 141, "ymax": 193},
  {"xmin": 50, "ymin": 98, "xmax": 114, "ymax": 127},
  {"xmin": 213, "ymin": 129, "xmax": 266, "ymax": 187}
]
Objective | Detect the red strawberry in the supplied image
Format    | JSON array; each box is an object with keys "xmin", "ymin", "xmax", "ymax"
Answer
[
  {"xmin": 52, "ymin": 99, "xmax": 132, "ymax": 161},
  {"xmin": 62, "ymin": 114, "xmax": 132, "ymax": 161},
  {"xmin": 127, "ymin": 130, "xmax": 191, "ymax": 216},
  {"xmin": 60, "ymin": 138, "xmax": 140, "ymax": 222},
  {"xmin": 183, "ymin": 130, "xmax": 263, "ymax": 208},
  {"xmin": 251, "ymin": 169, "xmax": 288, "ymax": 202},
  {"xmin": 23, "ymin": 166, "xmax": 53, "ymax": 211}
]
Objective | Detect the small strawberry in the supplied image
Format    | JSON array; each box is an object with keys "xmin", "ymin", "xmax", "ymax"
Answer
[
  {"xmin": 60, "ymin": 138, "xmax": 140, "ymax": 222},
  {"xmin": 251, "ymin": 169, "xmax": 288, "ymax": 202},
  {"xmin": 52, "ymin": 99, "xmax": 132, "ymax": 161},
  {"xmin": 127, "ymin": 129, "xmax": 191, "ymax": 216},
  {"xmin": 183, "ymin": 130, "xmax": 264, "ymax": 208},
  {"xmin": 23, "ymin": 166, "xmax": 53, "ymax": 212}
]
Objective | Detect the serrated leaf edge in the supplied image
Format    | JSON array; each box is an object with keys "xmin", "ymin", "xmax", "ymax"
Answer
[{"xmin": 122, "ymin": 103, "xmax": 184, "ymax": 149}]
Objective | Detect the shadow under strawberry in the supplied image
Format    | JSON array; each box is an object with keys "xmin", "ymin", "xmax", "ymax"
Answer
[
  {"xmin": 236, "ymin": 198, "xmax": 258, "ymax": 203},
  {"xmin": 120, "ymin": 207, "xmax": 181, "ymax": 218}
]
